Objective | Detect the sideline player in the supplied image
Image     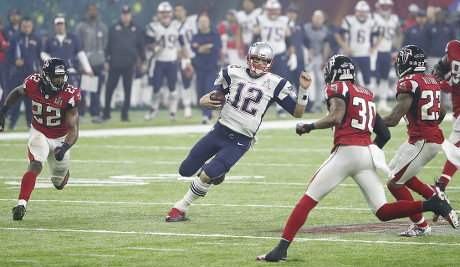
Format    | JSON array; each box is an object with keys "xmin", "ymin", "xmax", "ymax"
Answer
[
  {"xmin": 165, "ymin": 42, "xmax": 311, "ymax": 222},
  {"xmin": 0, "ymin": 58, "xmax": 80, "ymax": 220},
  {"xmin": 144, "ymin": 1, "xmax": 192, "ymax": 122},
  {"xmin": 382, "ymin": 45, "xmax": 459, "ymax": 236},
  {"xmin": 256, "ymin": 54, "xmax": 458, "ymax": 262}
]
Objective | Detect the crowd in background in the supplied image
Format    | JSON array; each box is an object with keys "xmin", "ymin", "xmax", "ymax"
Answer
[{"xmin": 0, "ymin": 0, "xmax": 460, "ymax": 128}]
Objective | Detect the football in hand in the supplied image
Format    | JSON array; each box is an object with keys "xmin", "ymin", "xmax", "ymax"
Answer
[{"xmin": 210, "ymin": 90, "xmax": 226, "ymax": 106}]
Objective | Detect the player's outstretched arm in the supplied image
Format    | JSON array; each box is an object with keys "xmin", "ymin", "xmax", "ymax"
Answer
[
  {"xmin": 382, "ymin": 93, "xmax": 412, "ymax": 127},
  {"xmin": 296, "ymin": 97, "xmax": 345, "ymax": 135},
  {"xmin": 0, "ymin": 85, "xmax": 27, "ymax": 131}
]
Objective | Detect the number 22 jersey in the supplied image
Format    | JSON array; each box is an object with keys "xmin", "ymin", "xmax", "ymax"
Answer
[{"xmin": 24, "ymin": 73, "xmax": 81, "ymax": 138}]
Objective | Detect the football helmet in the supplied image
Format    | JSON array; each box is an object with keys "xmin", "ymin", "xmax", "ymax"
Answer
[
  {"xmin": 265, "ymin": 0, "xmax": 281, "ymax": 20},
  {"xmin": 378, "ymin": 0, "xmax": 393, "ymax": 16},
  {"xmin": 395, "ymin": 45, "xmax": 427, "ymax": 77},
  {"xmin": 157, "ymin": 1, "xmax": 173, "ymax": 24},
  {"xmin": 355, "ymin": 0, "xmax": 370, "ymax": 21},
  {"xmin": 246, "ymin": 42, "xmax": 274, "ymax": 75},
  {"xmin": 323, "ymin": 54, "xmax": 355, "ymax": 85},
  {"xmin": 42, "ymin": 58, "xmax": 69, "ymax": 92}
]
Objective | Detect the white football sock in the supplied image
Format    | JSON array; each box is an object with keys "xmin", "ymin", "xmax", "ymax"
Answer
[
  {"xmin": 18, "ymin": 199, "xmax": 27, "ymax": 207},
  {"xmin": 174, "ymin": 176, "xmax": 211, "ymax": 212}
]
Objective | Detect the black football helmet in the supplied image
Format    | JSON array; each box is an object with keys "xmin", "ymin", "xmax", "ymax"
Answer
[
  {"xmin": 42, "ymin": 58, "xmax": 68, "ymax": 92},
  {"xmin": 323, "ymin": 54, "xmax": 355, "ymax": 85},
  {"xmin": 395, "ymin": 45, "xmax": 427, "ymax": 77}
]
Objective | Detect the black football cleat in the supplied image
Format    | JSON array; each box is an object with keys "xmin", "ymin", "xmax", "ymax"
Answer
[
  {"xmin": 424, "ymin": 192, "xmax": 458, "ymax": 229},
  {"xmin": 257, "ymin": 247, "xmax": 287, "ymax": 262},
  {"xmin": 12, "ymin": 205, "xmax": 26, "ymax": 220}
]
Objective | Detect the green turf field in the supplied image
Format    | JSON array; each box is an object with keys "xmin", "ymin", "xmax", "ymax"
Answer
[{"xmin": 0, "ymin": 108, "xmax": 459, "ymax": 266}]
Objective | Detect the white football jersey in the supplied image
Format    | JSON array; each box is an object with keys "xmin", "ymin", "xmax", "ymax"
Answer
[
  {"xmin": 215, "ymin": 65, "xmax": 296, "ymax": 137},
  {"xmin": 236, "ymin": 7, "xmax": 263, "ymax": 46},
  {"xmin": 255, "ymin": 14, "xmax": 293, "ymax": 55},
  {"xmin": 146, "ymin": 21, "xmax": 180, "ymax": 62},
  {"xmin": 341, "ymin": 15, "xmax": 378, "ymax": 57},
  {"xmin": 374, "ymin": 13, "xmax": 400, "ymax": 52},
  {"xmin": 174, "ymin": 14, "xmax": 198, "ymax": 58}
]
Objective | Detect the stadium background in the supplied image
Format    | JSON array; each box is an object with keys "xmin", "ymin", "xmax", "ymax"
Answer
[{"xmin": 1, "ymin": 0, "xmax": 459, "ymax": 36}]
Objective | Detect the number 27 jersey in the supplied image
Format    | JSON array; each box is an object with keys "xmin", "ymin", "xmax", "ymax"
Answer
[{"xmin": 24, "ymin": 73, "xmax": 81, "ymax": 138}]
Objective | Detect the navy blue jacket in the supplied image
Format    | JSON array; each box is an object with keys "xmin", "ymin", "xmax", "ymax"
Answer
[
  {"xmin": 43, "ymin": 32, "xmax": 84, "ymax": 71},
  {"xmin": 426, "ymin": 22, "xmax": 455, "ymax": 57},
  {"xmin": 191, "ymin": 28, "xmax": 222, "ymax": 71},
  {"xmin": 5, "ymin": 31, "xmax": 42, "ymax": 78}
]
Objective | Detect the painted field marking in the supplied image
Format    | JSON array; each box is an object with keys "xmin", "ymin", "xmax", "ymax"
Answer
[
  {"xmin": 1, "ymin": 227, "xmax": 459, "ymax": 247},
  {"xmin": 124, "ymin": 247, "xmax": 185, "ymax": 251},
  {"xmin": 196, "ymin": 242, "xmax": 257, "ymax": 246},
  {"xmin": 62, "ymin": 253, "xmax": 116, "ymax": 257}
]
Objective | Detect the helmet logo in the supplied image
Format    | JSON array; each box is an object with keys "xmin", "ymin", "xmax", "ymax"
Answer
[
  {"xmin": 55, "ymin": 65, "xmax": 65, "ymax": 75},
  {"xmin": 401, "ymin": 48, "xmax": 412, "ymax": 64}
]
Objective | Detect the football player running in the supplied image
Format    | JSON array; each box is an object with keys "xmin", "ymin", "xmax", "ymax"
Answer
[
  {"xmin": 257, "ymin": 54, "xmax": 457, "ymax": 262},
  {"xmin": 382, "ymin": 45, "xmax": 460, "ymax": 237},
  {"xmin": 165, "ymin": 42, "xmax": 311, "ymax": 222},
  {"xmin": 432, "ymin": 40, "xmax": 460, "ymax": 217},
  {"xmin": 144, "ymin": 1, "xmax": 193, "ymax": 122},
  {"xmin": 0, "ymin": 58, "xmax": 81, "ymax": 220}
]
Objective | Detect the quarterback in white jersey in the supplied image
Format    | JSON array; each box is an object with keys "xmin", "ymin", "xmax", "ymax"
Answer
[
  {"xmin": 165, "ymin": 42, "xmax": 311, "ymax": 222},
  {"xmin": 144, "ymin": 1, "xmax": 192, "ymax": 122}
]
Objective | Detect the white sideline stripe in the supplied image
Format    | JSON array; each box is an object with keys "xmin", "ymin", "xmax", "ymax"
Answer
[
  {"xmin": 0, "ymin": 159, "xmax": 135, "ymax": 164},
  {"xmin": 0, "ymin": 259, "xmax": 42, "ymax": 263},
  {"xmin": 125, "ymin": 247, "xmax": 185, "ymax": 251},
  {"xmin": 196, "ymin": 242, "xmax": 257, "ymax": 246},
  {"xmin": 0, "ymin": 119, "xmax": 312, "ymax": 140},
  {"xmin": 62, "ymin": 253, "xmax": 116, "ymax": 257},
  {"xmin": 1, "ymin": 227, "xmax": 459, "ymax": 247},
  {"xmin": 1, "ymin": 114, "xmax": 453, "ymax": 141}
]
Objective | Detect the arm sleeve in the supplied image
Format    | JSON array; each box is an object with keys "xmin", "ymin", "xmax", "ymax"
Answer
[
  {"xmin": 373, "ymin": 113, "xmax": 391, "ymax": 149},
  {"xmin": 277, "ymin": 96, "xmax": 296, "ymax": 115}
]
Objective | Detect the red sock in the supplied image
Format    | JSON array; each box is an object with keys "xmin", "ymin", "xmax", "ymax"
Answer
[
  {"xmin": 388, "ymin": 186, "xmax": 424, "ymax": 224},
  {"xmin": 376, "ymin": 201, "xmax": 424, "ymax": 221},
  {"xmin": 18, "ymin": 172, "xmax": 37, "ymax": 202},
  {"xmin": 405, "ymin": 176, "xmax": 435, "ymax": 199},
  {"xmin": 281, "ymin": 194, "xmax": 318, "ymax": 242}
]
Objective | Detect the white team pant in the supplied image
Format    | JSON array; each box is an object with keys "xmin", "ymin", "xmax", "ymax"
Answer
[
  {"xmin": 448, "ymin": 116, "xmax": 460, "ymax": 144},
  {"xmin": 28, "ymin": 126, "xmax": 70, "ymax": 186},
  {"xmin": 306, "ymin": 145, "xmax": 387, "ymax": 214},
  {"xmin": 388, "ymin": 139, "xmax": 441, "ymax": 185}
]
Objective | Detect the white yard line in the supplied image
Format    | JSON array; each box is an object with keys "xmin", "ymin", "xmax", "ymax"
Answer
[{"xmin": 1, "ymin": 227, "xmax": 459, "ymax": 246}]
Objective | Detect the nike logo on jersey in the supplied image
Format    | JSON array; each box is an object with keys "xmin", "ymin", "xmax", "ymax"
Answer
[{"xmin": 237, "ymin": 142, "xmax": 244, "ymax": 146}]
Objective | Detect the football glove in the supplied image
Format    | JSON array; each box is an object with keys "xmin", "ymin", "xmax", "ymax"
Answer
[
  {"xmin": 54, "ymin": 143, "xmax": 70, "ymax": 161},
  {"xmin": 0, "ymin": 106, "xmax": 9, "ymax": 132},
  {"xmin": 439, "ymin": 80, "xmax": 453, "ymax": 94},
  {"xmin": 287, "ymin": 54, "xmax": 298, "ymax": 71},
  {"xmin": 296, "ymin": 123, "xmax": 314, "ymax": 135}
]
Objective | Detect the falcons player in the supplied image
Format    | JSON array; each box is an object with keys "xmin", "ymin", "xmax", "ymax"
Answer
[
  {"xmin": 257, "ymin": 55, "xmax": 457, "ymax": 262},
  {"xmin": 383, "ymin": 45, "xmax": 459, "ymax": 237},
  {"xmin": 165, "ymin": 42, "xmax": 311, "ymax": 222},
  {"xmin": 144, "ymin": 1, "xmax": 192, "ymax": 122},
  {"xmin": 432, "ymin": 40, "xmax": 460, "ymax": 221},
  {"xmin": 0, "ymin": 58, "xmax": 81, "ymax": 220}
]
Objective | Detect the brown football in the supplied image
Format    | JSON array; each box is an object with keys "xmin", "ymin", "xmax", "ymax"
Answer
[{"xmin": 210, "ymin": 90, "xmax": 226, "ymax": 106}]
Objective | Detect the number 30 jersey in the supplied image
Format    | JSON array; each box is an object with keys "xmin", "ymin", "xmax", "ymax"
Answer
[
  {"xmin": 325, "ymin": 81, "xmax": 375, "ymax": 149},
  {"xmin": 24, "ymin": 73, "xmax": 81, "ymax": 138},
  {"xmin": 445, "ymin": 40, "xmax": 460, "ymax": 117},
  {"xmin": 396, "ymin": 74, "xmax": 443, "ymax": 144},
  {"xmin": 215, "ymin": 65, "xmax": 295, "ymax": 137}
]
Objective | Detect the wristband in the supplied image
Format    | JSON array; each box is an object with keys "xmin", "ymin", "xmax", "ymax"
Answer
[
  {"xmin": 306, "ymin": 123, "xmax": 315, "ymax": 132},
  {"xmin": 297, "ymin": 89, "xmax": 309, "ymax": 106}
]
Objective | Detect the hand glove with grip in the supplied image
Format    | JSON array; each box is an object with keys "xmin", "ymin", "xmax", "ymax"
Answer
[
  {"xmin": 54, "ymin": 143, "xmax": 70, "ymax": 161},
  {"xmin": 296, "ymin": 123, "xmax": 315, "ymax": 135},
  {"xmin": 0, "ymin": 106, "xmax": 9, "ymax": 132},
  {"xmin": 287, "ymin": 54, "xmax": 298, "ymax": 71},
  {"xmin": 439, "ymin": 80, "xmax": 453, "ymax": 94}
]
